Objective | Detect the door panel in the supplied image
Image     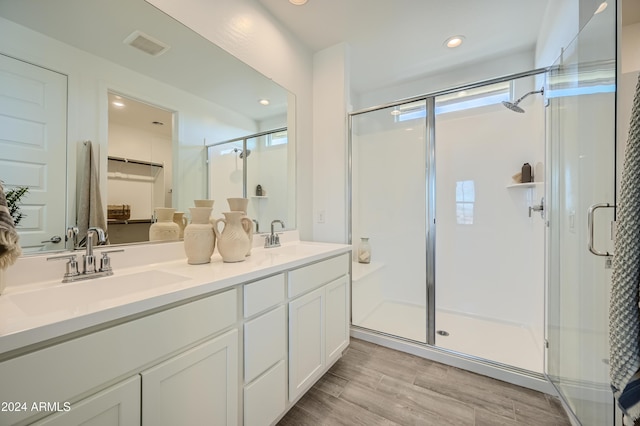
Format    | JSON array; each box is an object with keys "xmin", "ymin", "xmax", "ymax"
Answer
[
  {"xmin": 545, "ymin": 3, "xmax": 616, "ymax": 424},
  {"xmin": 0, "ymin": 54, "xmax": 67, "ymax": 251}
]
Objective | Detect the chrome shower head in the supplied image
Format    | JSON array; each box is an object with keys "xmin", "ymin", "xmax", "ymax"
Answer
[
  {"xmin": 502, "ymin": 87, "xmax": 544, "ymax": 113},
  {"xmin": 501, "ymin": 101, "xmax": 525, "ymax": 113},
  {"xmin": 234, "ymin": 148, "xmax": 251, "ymax": 158}
]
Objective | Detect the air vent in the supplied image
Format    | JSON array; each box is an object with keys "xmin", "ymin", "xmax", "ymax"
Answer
[{"xmin": 123, "ymin": 30, "xmax": 170, "ymax": 57}]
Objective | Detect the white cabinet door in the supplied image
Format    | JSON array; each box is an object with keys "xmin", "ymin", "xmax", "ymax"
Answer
[
  {"xmin": 32, "ymin": 376, "xmax": 140, "ymax": 426},
  {"xmin": 141, "ymin": 330, "xmax": 238, "ymax": 426},
  {"xmin": 325, "ymin": 275, "xmax": 350, "ymax": 365},
  {"xmin": 288, "ymin": 286, "xmax": 325, "ymax": 402}
]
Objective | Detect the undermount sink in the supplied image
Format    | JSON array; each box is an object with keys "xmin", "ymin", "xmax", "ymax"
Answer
[{"xmin": 9, "ymin": 270, "xmax": 190, "ymax": 316}]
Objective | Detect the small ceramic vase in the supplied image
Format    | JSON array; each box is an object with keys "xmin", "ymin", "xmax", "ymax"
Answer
[
  {"xmin": 173, "ymin": 211, "xmax": 188, "ymax": 239},
  {"xmin": 184, "ymin": 207, "xmax": 215, "ymax": 264},
  {"xmin": 149, "ymin": 207, "xmax": 180, "ymax": 241},
  {"xmin": 213, "ymin": 211, "xmax": 252, "ymax": 263},
  {"xmin": 227, "ymin": 197, "xmax": 253, "ymax": 256}
]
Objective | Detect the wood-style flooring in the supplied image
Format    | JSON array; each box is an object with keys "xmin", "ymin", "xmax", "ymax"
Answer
[{"xmin": 278, "ymin": 338, "xmax": 571, "ymax": 426}]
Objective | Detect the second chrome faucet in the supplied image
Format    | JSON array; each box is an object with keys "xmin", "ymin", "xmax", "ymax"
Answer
[{"xmin": 265, "ymin": 220, "xmax": 285, "ymax": 248}]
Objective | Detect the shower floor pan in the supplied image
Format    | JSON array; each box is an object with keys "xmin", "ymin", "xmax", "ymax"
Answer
[{"xmin": 354, "ymin": 300, "xmax": 543, "ymax": 373}]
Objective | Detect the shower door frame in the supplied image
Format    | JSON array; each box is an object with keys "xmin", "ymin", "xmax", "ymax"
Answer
[{"xmin": 348, "ymin": 67, "xmax": 549, "ymax": 361}]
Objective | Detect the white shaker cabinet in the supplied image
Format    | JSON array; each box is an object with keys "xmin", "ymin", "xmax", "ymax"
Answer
[
  {"xmin": 31, "ymin": 376, "xmax": 140, "ymax": 426},
  {"xmin": 287, "ymin": 254, "xmax": 350, "ymax": 402},
  {"xmin": 288, "ymin": 285, "xmax": 326, "ymax": 401},
  {"xmin": 141, "ymin": 329, "xmax": 239, "ymax": 426}
]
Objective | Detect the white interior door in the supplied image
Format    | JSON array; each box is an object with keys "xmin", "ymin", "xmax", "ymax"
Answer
[{"xmin": 0, "ymin": 53, "xmax": 67, "ymax": 251}]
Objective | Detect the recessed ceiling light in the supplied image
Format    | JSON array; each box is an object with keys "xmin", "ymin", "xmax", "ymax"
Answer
[
  {"xmin": 390, "ymin": 108, "xmax": 401, "ymax": 116},
  {"xmin": 594, "ymin": 2, "xmax": 607, "ymax": 14},
  {"xmin": 289, "ymin": 0, "xmax": 308, "ymax": 5},
  {"xmin": 259, "ymin": 99, "xmax": 270, "ymax": 106},
  {"xmin": 112, "ymin": 101, "xmax": 125, "ymax": 108},
  {"xmin": 444, "ymin": 35, "xmax": 465, "ymax": 48}
]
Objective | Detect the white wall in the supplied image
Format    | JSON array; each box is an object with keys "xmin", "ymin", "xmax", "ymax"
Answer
[
  {"xmin": 312, "ymin": 44, "xmax": 350, "ymax": 243},
  {"xmin": 435, "ymin": 93, "xmax": 545, "ymax": 334}
]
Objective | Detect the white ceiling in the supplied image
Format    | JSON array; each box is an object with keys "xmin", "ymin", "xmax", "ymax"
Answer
[{"xmin": 256, "ymin": 0, "xmax": 551, "ymax": 94}]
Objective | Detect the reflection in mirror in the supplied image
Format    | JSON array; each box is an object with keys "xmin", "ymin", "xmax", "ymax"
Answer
[
  {"xmin": 0, "ymin": 0, "xmax": 295, "ymax": 253},
  {"xmin": 207, "ymin": 128, "xmax": 295, "ymax": 233},
  {"xmin": 107, "ymin": 93, "xmax": 174, "ymax": 244}
]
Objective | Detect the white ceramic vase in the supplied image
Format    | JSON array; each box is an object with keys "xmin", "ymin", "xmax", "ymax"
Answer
[
  {"xmin": 227, "ymin": 198, "xmax": 253, "ymax": 256},
  {"xmin": 213, "ymin": 211, "xmax": 252, "ymax": 263},
  {"xmin": 184, "ymin": 207, "xmax": 214, "ymax": 264},
  {"xmin": 149, "ymin": 207, "xmax": 180, "ymax": 241}
]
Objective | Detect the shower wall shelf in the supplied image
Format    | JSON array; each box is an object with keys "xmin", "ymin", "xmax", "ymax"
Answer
[
  {"xmin": 352, "ymin": 261, "xmax": 384, "ymax": 282},
  {"xmin": 506, "ymin": 182, "xmax": 543, "ymax": 188}
]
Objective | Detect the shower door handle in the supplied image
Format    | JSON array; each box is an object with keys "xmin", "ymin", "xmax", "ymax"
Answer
[{"xmin": 587, "ymin": 203, "xmax": 615, "ymax": 256}]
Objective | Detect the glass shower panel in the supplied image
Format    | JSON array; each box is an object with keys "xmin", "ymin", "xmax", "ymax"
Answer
[
  {"xmin": 207, "ymin": 141, "xmax": 244, "ymax": 219},
  {"xmin": 351, "ymin": 101, "xmax": 428, "ymax": 343},
  {"xmin": 546, "ymin": 2, "xmax": 616, "ymax": 424},
  {"xmin": 434, "ymin": 76, "xmax": 546, "ymax": 372}
]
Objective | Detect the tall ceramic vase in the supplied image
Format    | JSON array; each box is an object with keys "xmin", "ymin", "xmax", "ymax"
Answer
[
  {"xmin": 184, "ymin": 207, "xmax": 215, "ymax": 264},
  {"xmin": 227, "ymin": 197, "xmax": 253, "ymax": 256},
  {"xmin": 149, "ymin": 207, "xmax": 180, "ymax": 241},
  {"xmin": 214, "ymin": 211, "xmax": 251, "ymax": 263},
  {"xmin": 173, "ymin": 211, "xmax": 188, "ymax": 239}
]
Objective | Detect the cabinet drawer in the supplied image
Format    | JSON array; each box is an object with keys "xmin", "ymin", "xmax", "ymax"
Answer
[
  {"xmin": 244, "ymin": 360, "xmax": 286, "ymax": 426},
  {"xmin": 244, "ymin": 305, "xmax": 286, "ymax": 383},
  {"xmin": 243, "ymin": 274, "xmax": 285, "ymax": 318},
  {"xmin": 288, "ymin": 253, "xmax": 349, "ymax": 298}
]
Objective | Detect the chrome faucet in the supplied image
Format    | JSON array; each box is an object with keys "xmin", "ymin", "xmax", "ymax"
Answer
[
  {"xmin": 47, "ymin": 227, "xmax": 124, "ymax": 283},
  {"xmin": 83, "ymin": 227, "xmax": 107, "ymax": 274},
  {"xmin": 265, "ymin": 220, "xmax": 285, "ymax": 248}
]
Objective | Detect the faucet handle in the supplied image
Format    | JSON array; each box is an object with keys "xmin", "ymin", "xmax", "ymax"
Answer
[
  {"xmin": 99, "ymin": 249, "xmax": 124, "ymax": 273},
  {"xmin": 47, "ymin": 254, "xmax": 80, "ymax": 281}
]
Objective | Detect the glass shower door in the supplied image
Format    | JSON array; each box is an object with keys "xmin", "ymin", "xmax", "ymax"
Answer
[
  {"xmin": 350, "ymin": 100, "xmax": 428, "ymax": 343},
  {"xmin": 546, "ymin": 2, "xmax": 616, "ymax": 424}
]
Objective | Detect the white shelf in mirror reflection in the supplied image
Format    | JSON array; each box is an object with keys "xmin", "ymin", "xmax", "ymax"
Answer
[
  {"xmin": 251, "ymin": 196, "xmax": 268, "ymax": 199},
  {"xmin": 352, "ymin": 261, "xmax": 384, "ymax": 282},
  {"xmin": 506, "ymin": 182, "xmax": 544, "ymax": 188}
]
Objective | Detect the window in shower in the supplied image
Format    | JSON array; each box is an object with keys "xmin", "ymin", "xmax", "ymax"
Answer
[{"xmin": 455, "ymin": 180, "xmax": 475, "ymax": 225}]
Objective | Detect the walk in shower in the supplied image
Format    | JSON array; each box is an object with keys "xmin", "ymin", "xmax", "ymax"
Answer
[
  {"xmin": 349, "ymin": 3, "xmax": 615, "ymax": 424},
  {"xmin": 350, "ymin": 73, "xmax": 546, "ymax": 373}
]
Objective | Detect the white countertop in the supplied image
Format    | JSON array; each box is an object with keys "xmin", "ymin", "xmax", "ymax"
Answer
[{"xmin": 0, "ymin": 240, "xmax": 351, "ymax": 356}]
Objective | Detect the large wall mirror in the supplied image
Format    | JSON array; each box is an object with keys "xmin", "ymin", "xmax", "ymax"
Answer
[{"xmin": 0, "ymin": 0, "xmax": 296, "ymax": 254}]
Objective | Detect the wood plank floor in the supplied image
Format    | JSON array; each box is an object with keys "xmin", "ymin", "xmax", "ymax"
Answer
[{"xmin": 278, "ymin": 338, "xmax": 571, "ymax": 426}]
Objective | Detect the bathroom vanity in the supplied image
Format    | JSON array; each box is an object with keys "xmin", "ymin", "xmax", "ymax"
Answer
[{"xmin": 0, "ymin": 238, "xmax": 351, "ymax": 425}]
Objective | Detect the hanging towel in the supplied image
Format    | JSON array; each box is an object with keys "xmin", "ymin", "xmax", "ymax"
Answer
[
  {"xmin": 77, "ymin": 141, "xmax": 107, "ymax": 246},
  {"xmin": 0, "ymin": 182, "xmax": 21, "ymax": 269},
  {"xmin": 611, "ymin": 74, "xmax": 640, "ymax": 421}
]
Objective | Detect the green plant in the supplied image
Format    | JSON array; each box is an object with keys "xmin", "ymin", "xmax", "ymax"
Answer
[{"xmin": 6, "ymin": 186, "xmax": 29, "ymax": 226}]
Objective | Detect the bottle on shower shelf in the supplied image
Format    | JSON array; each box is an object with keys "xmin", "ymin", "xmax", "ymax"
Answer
[{"xmin": 357, "ymin": 237, "xmax": 371, "ymax": 264}]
